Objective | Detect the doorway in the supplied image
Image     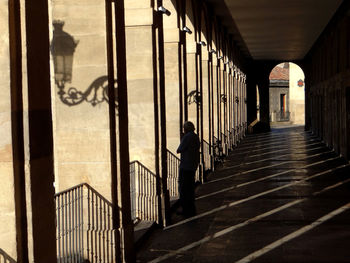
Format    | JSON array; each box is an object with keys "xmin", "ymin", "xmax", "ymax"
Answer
[{"xmin": 269, "ymin": 62, "xmax": 305, "ymax": 127}]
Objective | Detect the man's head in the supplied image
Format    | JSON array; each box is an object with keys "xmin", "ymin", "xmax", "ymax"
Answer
[{"xmin": 183, "ymin": 121, "xmax": 195, "ymax": 133}]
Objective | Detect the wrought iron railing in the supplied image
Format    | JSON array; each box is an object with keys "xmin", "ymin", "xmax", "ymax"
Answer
[
  {"xmin": 276, "ymin": 111, "xmax": 290, "ymax": 122},
  {"xmin": 202, "ymin": 140, "xmax": 211, "ymax": 172},
  {"xmin": 55, "ymin": 161, "xmax": 159, "ymax": 262},
  {"xmin": 213, "ymin": 136, "xmax": 220, "ymax": 156},
  {"xmin": 167, "ymin": 150, "xmax": 180, "ymax": 198},
  {"xmin": 166, "ymin": 148, "xmax": 203, "ymax": 196},
  {"xmin": 129, "ymin": 161, "xmax": 158, "ymax": 221},
  {"xmin": 229, "ymin": 129, "xmax": 234, "ymax": 147},
  {"xmin": 221, "ymin": 132, "xmax": 227, "ymax": 154},
  {"xmin": 55, "ymin": 183, "xmax": 117, "ymax": 263},
  {"xmin": 213, "ymin": 136, "xmax": 223, "ymax": 162},
  {"xmin": 221, "ymin": 132, "xmax": 227, "ymax": 144},
  {"xmin": 236, "ymin": 125, "xmax": 240, "ymax": 141},
  {"xmin": 0, "ymin": 249, "xmax": 16, "ymax": 263}
]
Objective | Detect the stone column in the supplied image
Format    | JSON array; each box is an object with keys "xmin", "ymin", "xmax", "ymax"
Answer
[
  {"xmin": 202, "ymin": 55, "xmax": 210, "ymax": 144},
  {"xmin": 25, "ymin": 0, "xmax": 57, "ymax": 260},
  {"xmin": 207, "ymin": 53, "xmax": 214, "ymax": 170},
  {"xmin": 222, "ymin": 65, "xmax": 228, "ymax": 154},
  {"xmin": 115, "ymin": 0, "xmax": 134, "ymax": 260},
  {"xmin": 125, "ymin": 0, "xmax": 170, "ymax": 226},
  {"xmin": 239, "ymin": 71, "xmax": 244, "ymax": 140},
  {"xmin": 228, "ymin": 68, "xmax": 233, "ymax": 148},
  {"xmin": 187, "ymin": 52, "xmax": 198, "ymax": 126},
  {"xmin": 212, "ymin": 57, "xmax": 219, "ymax": 144},
  {"xmin": 219, "ymin": 59, "xmax": 225, "ymax": 153},
  {"xmin": 234, "ymin": 69, "xmax": 239, "ymax": 144},
  {"xmin": 1, "ymin": 1, "xmax": 20, "ymax": 260},
  {"xmin": 163, "ymin": 10, "xmax": 181, "ymax": 154},
  {"xmin": 244, "ymin": 75, "xmax": 248, "ymax": 133},
  {"xmin": 125, "ymin": 5, "xmax": 156, "ymax": 171}
]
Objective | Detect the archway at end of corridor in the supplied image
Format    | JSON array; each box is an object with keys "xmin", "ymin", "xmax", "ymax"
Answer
[{"xmin": 269, "ymin": 62, "xmax": 305, "ymax": 128}]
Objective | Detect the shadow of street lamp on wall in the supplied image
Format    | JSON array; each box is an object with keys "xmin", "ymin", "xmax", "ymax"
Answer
[
  {"xmin": 187, "ymin": 90, "xmax": 202, "ymax": 105},
  {"xmin": 50, "ymin": 20, "xmax": 118, "ymax": 111}
]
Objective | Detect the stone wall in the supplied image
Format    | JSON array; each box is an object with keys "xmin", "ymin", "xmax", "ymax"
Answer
[
  {"xmin": 0, "ymin": 2, "xmax": 16, "ymax": 258},
  {"xmin": 1, "ymin": 0, "xmax": 250, "ymax": 259},
  {"xmin": 51, "ymin": 0, "xmax": 112, "ymax": 199},
  {"xmin": 289, "ymin": 63, "xmax": 305, "ymax": 124},
  {"xmin": 304, "ymin": 1, "xmax": 350, "ymax": 160}
]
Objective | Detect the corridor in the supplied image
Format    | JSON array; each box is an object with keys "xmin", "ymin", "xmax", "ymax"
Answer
[{"xmin": 137, "ymin": 126, "xmax": 350, "ymax": 263}]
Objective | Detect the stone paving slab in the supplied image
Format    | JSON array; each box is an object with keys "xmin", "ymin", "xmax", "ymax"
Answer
[{"xmin": 136, "ymin": 126, "xmax": 350, "ymax": 263}]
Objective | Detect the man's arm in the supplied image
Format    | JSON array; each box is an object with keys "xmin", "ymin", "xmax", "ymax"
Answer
[{"xmin": 177, "ymin": 134, "xmax": 189, "ymax": 153}]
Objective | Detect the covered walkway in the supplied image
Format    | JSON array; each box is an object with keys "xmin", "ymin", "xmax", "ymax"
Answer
[
  {"xmin": 3, "ymin": 0, "xmax": 350, "ymax": 261},
  {"xmin": 137, "ymin": 126, "xmax": 350, "ymax": 263}
]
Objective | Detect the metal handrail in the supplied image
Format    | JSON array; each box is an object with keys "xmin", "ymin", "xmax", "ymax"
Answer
[
  {"xmin": 129, "ymin": 161, "xmax": 158, "ymax": 221},
  {"xmin": 54, "ymin": 160, "xmax": 159, "ymax": 262},
  {"xmin": 276, "ymin": 111, "xmax": 290, "ymax": 122},
  {"xmin": 0, "ymin": 249, "xmax": 16, "ymax": 263},
  {"xmin": 213, "ymin": 136, "xmax": 220, "ymax": 155},
  {"xmin": 166, "ymin": 150, "xmax": 180, "ymax": 198},
  {"xmin": 55, "ymin": 183, "xmax": 112, "ymax": 206},
  {"xmin": 55, "ymin": 183, "xmax": 116, "ymax": 263},
  {"xmin": 229, "ymin": 129, "xmax": 234, "ymax": 147},
  {"xmin": 202, "ymin": 140, "xmax": 211, "ymax": 172},
  {"xmin": 221, "ymin": 132, "xmax": 227, "ymax": 143}
]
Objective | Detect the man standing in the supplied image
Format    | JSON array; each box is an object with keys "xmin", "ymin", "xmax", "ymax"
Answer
[{"xmin": 176, "ymin": 121, "xmax": 200, "ymax": 217}]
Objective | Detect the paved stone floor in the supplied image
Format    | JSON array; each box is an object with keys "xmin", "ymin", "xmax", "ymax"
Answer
[{"xmin": 137, "ymin": 126, "xmax": 350, "ymax": 263}]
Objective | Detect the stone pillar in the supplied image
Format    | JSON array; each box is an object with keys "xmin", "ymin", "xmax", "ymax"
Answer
[
  {"xmin": 125, "ymin": 0, "xmax": 170, "ymax": 226},
  {"xmin": 222, "ymin": 65, "xmax": 228, "ymax": 154},
  {"xmin": 239, "ymin": 71, "xmax": 244, "ymax": 140},
  {"xmin": 207, "ymin": 54, "xmax": 214, "ymax": 169},
  {"xmin": 219, "ymin": 59, "xmax": 225, "ymax": 153},
  {"xmin": 234, "ymin": 69, "xmax": 239, "ymax": 144},
  {"xmin": 244, "ymin": 76, "xmax": 248, "ymax": 133},
  {"xmin": 125, "ymin": 5, "xmax": 156, "ymax": 171},
  {"xmin": 187, "ymin": 52, "xmax": 198, "ymax": 126},
  {"xmin": 228, "ymin": 68, "xmax": 233, "ymax": 147},
  {"xmin": 258, "ymin": 75, "xmax": 271, "ymax": 131},
  {"xmin": 156, "ymin": 0, "xmax": 171, "ymax": 226},
  {"xmin": 115, "ymin": 0, "xmax": 134, "ymax": 260},
  {"xmin": 163, "ymin": 1, "xmax": 181, "ymax": 154},
  {"xmin": 202, "ymin": 57, "xmax": 210, "ymax": 144},
  {"xmin": 1, "ymin": 1, "xmax": 19, "ymax": 260},
  {"xmin": 25, "ymin": 0, "xmax": 57, "ymax": 260},
  {"xmin": 212, "ymin": 57, "xmax": 219, "ymax": 143}
]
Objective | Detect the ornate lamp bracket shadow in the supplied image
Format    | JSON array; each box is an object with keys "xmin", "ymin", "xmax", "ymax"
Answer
[
  {"xmin": 51, "ymin": 20, "xmax": 118, "ymax": 113},
  {"xmin": 220, "ymin": 94, "xmax": 227, "ymax": 103},
  {"xmin": 56, "ymin": 76, "xmax": 118, "ymax": 112},
  {"xmin": 187, "ymin": 90, "xmax": 202, "ymax": 105}
]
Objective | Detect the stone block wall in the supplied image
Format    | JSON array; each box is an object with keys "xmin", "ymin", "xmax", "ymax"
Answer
[
  {"xmin": 0, "ymin": 3, "xmax": 17, "ymax": 259},
  {"xmin": 304, "ymin": 2, "xmax": 350, "ymax": 160},
  {"xmin": 51, "ymin": 0, "xmax": 113, "ymax": 199}
]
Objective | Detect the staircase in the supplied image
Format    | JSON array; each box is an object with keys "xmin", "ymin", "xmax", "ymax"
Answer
[
  {"xmin": 55, "ymin": 161, "xmax": 161, "ymax": 262},
  {"xmin": 55, "ymin": 183, "xmax": 116, "ymax": 263}
]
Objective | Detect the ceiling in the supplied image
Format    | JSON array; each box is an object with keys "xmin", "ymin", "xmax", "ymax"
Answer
[{"xmin": 206, "ymin": 0, "xmax": 343, "ymax": 60}]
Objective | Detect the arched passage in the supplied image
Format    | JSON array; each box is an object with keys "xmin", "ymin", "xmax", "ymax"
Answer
[{"xmin": 269, "ymin": 62, "xmax": 305, "ymax": 127}]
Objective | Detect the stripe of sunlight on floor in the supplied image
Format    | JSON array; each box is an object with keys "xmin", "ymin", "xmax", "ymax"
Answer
[
  {"xmin": 145, "ymin": 166, "xmax": 350, "ymax": 263},
  {"xmin": 136, "ymin": 128, "xmax": 350, "ymax": 263}
]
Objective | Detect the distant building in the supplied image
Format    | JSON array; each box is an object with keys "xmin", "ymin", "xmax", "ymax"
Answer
[
  {"xmin": 269, "ymin": 63, "xmax": 290, "ymax": 122},
  {"xmin": 269, "ymin": 63, "xmax": 305, "ymax": 124}
]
